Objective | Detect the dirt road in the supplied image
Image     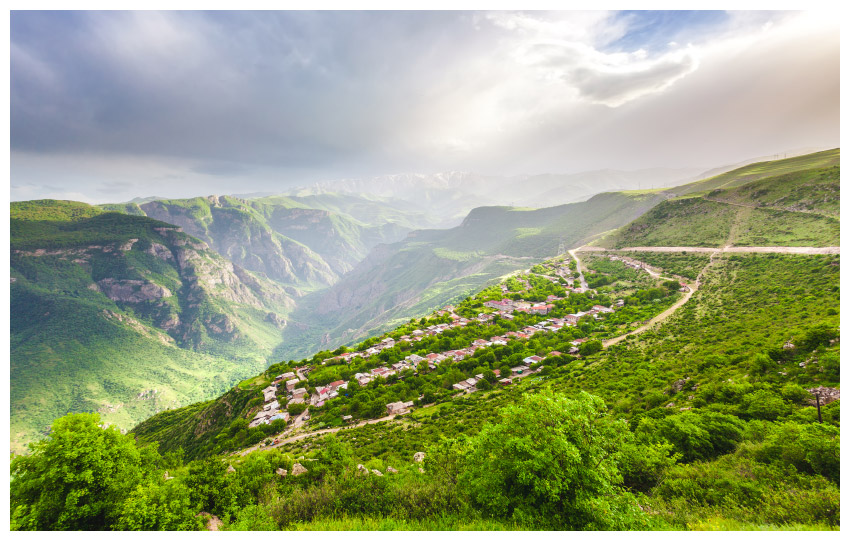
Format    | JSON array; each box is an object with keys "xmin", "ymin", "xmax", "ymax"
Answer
[
  {"xmin": 602, "ymin": 282, "xmax": 696, "ymax": 347},
  {"xmin": 567, "ymin": 249, "xmax": 589, "ymax": 290},
  {"xmin": 239, "ymin": 413, "xmax": 398, "ymax": 456},
  {"xmin": 579, "ymin": 246, "xmax": 839, "ymax": 255},
  {"xmin": 582, "ymin": 242, "xmax": 838, "ymax": 347}
]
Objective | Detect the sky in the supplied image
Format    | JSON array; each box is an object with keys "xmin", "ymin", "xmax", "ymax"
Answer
[{"xmin": 9, "ymin": 8, "xmax": 841, "ymax": 203}]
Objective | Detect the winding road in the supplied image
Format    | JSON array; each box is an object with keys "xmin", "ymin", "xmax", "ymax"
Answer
[
  {"xmin": 582, "ymin": 246, "xmax": 839, "ymax": 255},
  {"xmin": 575, "ymin": 245, "xmax": 838, "ymax": 347},
  {"xmin": 235, "ymin": 244, "xmax": 838, "ymax": 457}
]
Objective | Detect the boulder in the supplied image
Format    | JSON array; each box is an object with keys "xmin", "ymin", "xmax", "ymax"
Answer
[
  {"xmin": 357, "ymin": 464, "xmax": 369, "ymax": 475},
  {"xmin": 226, "ymin": 464, "xmax": 236, "ymax": 474},
  {"xmin": 386, "ymin": 466, "xmax": 398, "ymax": 474},
  {"xmin": 276, "ymin": 468, "xmax": 288, "ymax": 477},
  {"xmin": 807, "ymin": 386, "xmax": 841, "ymax": 405},
  {"xmin": 670, "ymin": 377, "xmax": 690, "ymax": 393},
  {"xmin": 371, "ymin": 469, "xmax": 383, "ymax": 476},
  {"xmin": 291, "ymin": 463, "xmax": 308, "ymax": 476},
  {"xmin": 413, "ymin": 452, "xmax": 426, "ymax": 463}
]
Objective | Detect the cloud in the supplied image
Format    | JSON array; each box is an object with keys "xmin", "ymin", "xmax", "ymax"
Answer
[
  {"xmin": 488, "ymin": 12, "xmax": 700, "ymax": 107},
  {"xmin": 9, "ymin": 10, "xmax": 839, "ymax": 203}
]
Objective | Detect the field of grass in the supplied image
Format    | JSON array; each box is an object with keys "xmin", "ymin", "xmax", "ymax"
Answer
[
  {"xmin": 674, "ymin": 148, "xmax": 840, "ymax": 195},
  {"xmin": 733, "ymin": 207, "xmax": 840, "ymax": 246},
  {"xmin": 599, "ymin": 198, "xmax": 738, "ymax": 248},
  {"xmin": 707, "ymin": 165, "xmax": 839, "ymax": 217},
  {"xmin": 605, "ymin": 251, "xmax": 713, "ymax": 280},
  {"xmin": 599, "ymin": 164, "xmax": 840, "ymax": 249}
]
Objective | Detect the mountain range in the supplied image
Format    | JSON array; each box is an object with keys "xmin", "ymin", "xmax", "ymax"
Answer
[{"xmin": 9, "ymin": 149, "xmax": 840, "ymax": 452}]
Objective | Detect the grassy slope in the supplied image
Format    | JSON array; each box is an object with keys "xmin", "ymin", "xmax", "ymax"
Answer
[
  {"xmin": 270, "ymin": 253, "xmax": 839, "ymax": 529},
  {"xmin": 672, "ymin": 148, "xmax": 839, "ymax": 195},
  {"xmin": 599, "ymin": 161, "xmax": 840, "ymax": 249},
  {"xmin": 706, "ymin": 166, "xmax": 840, "ymax": 217}
]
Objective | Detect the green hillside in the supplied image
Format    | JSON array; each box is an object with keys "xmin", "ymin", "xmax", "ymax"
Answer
[
  {"xmin": 673, "ymin": 148, "xmax": 840, "ymax": 195},
  {"xmin": 10, "ymin": 202, "xmax": 295, "ymax": 452},
  {"xmin": 122, "ymin": 247, "xmax": 838, "ymax": 531},
  {"xmin": 10, "ymin": 150, "xmax": 841, "ymax": 531},
  {"xmin": 138, "ymin": 196, "xmax": 338, "ymax": 290},
  {"xmin": 103, "ymin": 193, "xmax": 426, "ymax": 287},
  {"xmin": 599, "ymin": 163, "xmax": 840, "ymax": 249}
]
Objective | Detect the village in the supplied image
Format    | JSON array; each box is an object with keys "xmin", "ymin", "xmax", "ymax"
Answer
[{"xmin": 247, "ymin": 255, "xmax": 627, "ymax": 432}]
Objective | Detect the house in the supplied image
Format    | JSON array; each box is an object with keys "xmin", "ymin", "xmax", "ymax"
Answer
[
  {"xmin": 371, "ymin": 367, "xmax": 393, "ymax": 378},
  {"xmin": 329, "ymin": 380, "xmax": 347, "ymax": 390},
  {"xmin": 530, "ymin": 304, "xmax": 554, "ymax": 315},
  {"xmin": 511, "ymin": 366, "xmax": 524, "ymax": 375},
  {"xmin": 549, "ymin": 351, "xmax": 563, "ymax": 357},
  {"xmin": 452, "ymin": 382, "xmax": 469, "ymax": 391},
  {"xmin": 523, "ymin": 355, "xmax": 543, "ymax": 365},
  {"xmin": 280, "ymin": 371, "xmax": 296, "ymax": 380},
  {"xmin": 472, "ymin": 339, "xmax": 488, "ymax": 347},
  {"xmin": 569, "ymin": 347, "xmax": 580, "ymax": 354},
  {"xmin": 593, "ymin": 304, "xmax": 614, "ymax": 313},
  {"xmin": 412, "ymin": 330, "xmax": 424, "ymax": 336},
  {"xmin": 386, "ymin": 401, "xmax": 415, "ymax": 415},
  {"xmin": 615, "ymin": 299, "xmax": 625, "ymax": 307},
  {"xmin": 285, "ymin": 379, "xmax": 300, "ymax": 392},
  {"xmin": 499, "ymin": 378, "xmax": 513, "ymax": 386},
  {"xmin": 571, "ymin": 338, "xmax": 588, "ymax": 346},
  {"xmin": 342, "ymin": 415, "xmax": 353, "ymax": 423},
  {"xmin": 474, "ymin": 373, "xmax": 484, "ymax": 380},
  {"xmin": 263, "ymin": 400, "xmax": 280, "ymax": 412},
  {"xmin": 291, "ymin": 387, "xmax": 308, "ymax": 398},
  {"xmin": 484, "ymin": 299, "xmax": 514, "ymax": 310},
  {"xmin": 269, "ymin": 412, "xmax": 290, "ymax": 423},
  {"xmin": 407, "ymin": 354, "xmax": 424, "ymax": 363}
]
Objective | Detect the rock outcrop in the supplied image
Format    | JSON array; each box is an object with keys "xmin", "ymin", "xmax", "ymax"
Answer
[{"xmin": 807, "ymin": 386, "xmax": 840, "ymax": 405}]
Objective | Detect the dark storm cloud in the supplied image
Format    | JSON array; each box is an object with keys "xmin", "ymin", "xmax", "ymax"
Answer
[{"xmin": 10, "ymin": 11, "xmax": 478, "ymax": 168}]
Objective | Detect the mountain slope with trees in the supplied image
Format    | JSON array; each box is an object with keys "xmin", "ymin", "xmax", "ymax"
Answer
[{"xmin": 10, "ymin": 202, "xmax": 295, "ymax": 452}]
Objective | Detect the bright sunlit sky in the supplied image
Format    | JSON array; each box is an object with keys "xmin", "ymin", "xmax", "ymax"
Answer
[{"xmin": 8, "ymin": 3, "xmax": 841, "ymax": 203}]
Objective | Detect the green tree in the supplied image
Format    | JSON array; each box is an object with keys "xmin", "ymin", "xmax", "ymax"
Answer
[
  {"xmin": 475, "ymin": 378, "xmax": 492, "ymax": 391},
  {"xmin": 11, "ymin": 413, "xmax": 156, "ymax": 530},
  {"xmin": 458, "ymin": 391, "xmax": 648, "ymax": 529},
  {"xmin": 115, "ymin": 479, "xmax": 202, "ymax": 531},
  {"xmin": 579, "ymin": 340, "xmax": 603, "ymax": 356}
]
